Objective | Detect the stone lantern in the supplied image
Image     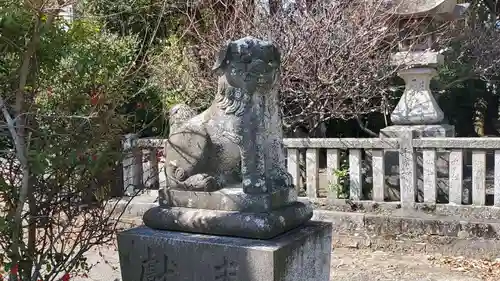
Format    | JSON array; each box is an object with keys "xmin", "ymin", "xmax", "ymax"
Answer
[
  {"xmin": 379, "ymin": 0, "xmax": 470, "ymax": 202},
  {"xmin": 383, "ymin": 0, "xmax": 470, "ymax": 127}
]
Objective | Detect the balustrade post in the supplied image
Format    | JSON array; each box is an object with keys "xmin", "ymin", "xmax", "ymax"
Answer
[
  {"xmin": 422, "ymin": 149, "xmax": 437, "ymax": 203},
  {"xmin": 122, "ymin": 134, "xmax": 143, "ymax": 196},
  {"xmin": 287, "ymin": 148, "xmax": 301, "ymax": 193},
  {"xmin": 326, "ymin": 149, "xmax": 340, "ymax": 200},
  {"xmin": 143, "ymin": 146, "xmax": 160, "ymax": 190},
  {"xmin": 305, "ymin": 148, "xmax": 319, "ymax": 199},
  {"xmin": 399, "ymin": 131, "xmax": 416, "ymax": 206},
  {"xmin": 472, "ymin": 150, "xmax": 486, "ymax": 206},
  {"xmin": 495, "ymin": 150, "xmax": 500, "ymax": 207},
  {"xmin": 371, "ymin": 149, "xmax": 385, "ymax": 202},
  {"xmin": 349, "ymin": 149, "xmax": 362, "ymax": 200}
]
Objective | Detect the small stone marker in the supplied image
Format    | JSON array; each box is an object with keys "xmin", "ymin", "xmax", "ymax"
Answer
[{"xmin": 117, "ymin": 36, "xmax": 332, "ymax": 281}]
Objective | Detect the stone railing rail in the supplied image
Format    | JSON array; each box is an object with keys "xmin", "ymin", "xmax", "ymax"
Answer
[{"xmin": 121, "ymin": 134, "xmax": 500, "ymax": 209}]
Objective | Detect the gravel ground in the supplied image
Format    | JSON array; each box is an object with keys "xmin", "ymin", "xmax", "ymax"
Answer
[
  {"xmin": 331, "ymin": 248, "xmax": 485, "ymax": 281},
  {"xmin": 74, "ymin": 244, "xmax": 495, "ymax": 281}
]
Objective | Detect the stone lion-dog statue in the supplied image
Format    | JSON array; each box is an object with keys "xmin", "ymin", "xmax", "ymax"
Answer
[{"xmin": 163, "ymin": 36, "xmax": 293, "ymax": 196}]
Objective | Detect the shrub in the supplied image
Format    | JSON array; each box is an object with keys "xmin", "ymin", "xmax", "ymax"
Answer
[{"xmin": 0, "ymin": 3, "xmax": 144, "ymax": 280}]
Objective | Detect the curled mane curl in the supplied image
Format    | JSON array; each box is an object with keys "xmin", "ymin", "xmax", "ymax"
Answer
[{"xmin": 215, "ymin": 78, "xmax": 251, "ymax": 116}]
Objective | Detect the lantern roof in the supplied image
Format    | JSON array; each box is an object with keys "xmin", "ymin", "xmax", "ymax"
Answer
[{"xmin": 381, "ymin": 0, "xmax": 469, "ymax": 20}]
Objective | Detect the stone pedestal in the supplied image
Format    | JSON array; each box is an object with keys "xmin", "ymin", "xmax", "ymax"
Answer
[
  {"xmin": 117, "ymin": 221, "xmax": 332, "ymax": 281},
  {"xmin": 390, "ymin": 68, "xmax": 444, "ymax": 125},
  {"xmin": 380, "ymin": 124, "xmax": 455, "ymax": 202},
  {"xmin": 143, "ymin": 187, "xmax": 313, "ymax": 239}
]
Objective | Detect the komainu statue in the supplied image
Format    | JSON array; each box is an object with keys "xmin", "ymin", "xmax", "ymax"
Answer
[
  {"xmin": 163, "ymin": 36, "xmax": 293, "ymax": 195},
  {"xmin": 144, "ymin": 37, "xmax": 312, "ymax": 239}
]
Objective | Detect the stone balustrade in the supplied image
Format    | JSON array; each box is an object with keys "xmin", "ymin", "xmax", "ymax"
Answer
[
  {"xmin": 121, "ymin": 134, "xmax": 500, "ymax": 209},
  {"xmin": 283, "ymin": 138, "xmax": 400, "ymax": 202}
]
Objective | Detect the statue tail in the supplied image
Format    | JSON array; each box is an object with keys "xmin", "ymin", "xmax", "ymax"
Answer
[{"xmin": 165, "ymin": 162, "xmax": 219, "ymax": 192}]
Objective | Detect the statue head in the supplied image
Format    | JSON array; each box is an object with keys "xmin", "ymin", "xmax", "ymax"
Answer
[{"xmin": 212, "ymin": 36, "xmax": 281, "ymax": 92}]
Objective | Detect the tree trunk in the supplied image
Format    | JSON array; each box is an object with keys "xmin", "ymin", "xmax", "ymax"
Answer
[{"xmin": 4, "ymin": 12, "xmax": 56, "ymax": 281}]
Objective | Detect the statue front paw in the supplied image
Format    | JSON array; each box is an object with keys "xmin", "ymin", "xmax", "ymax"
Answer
[
  {"xmin": 242, "ymin": 177, "xmax": 267, "ymax": 193},
  {"xmin": 200, "ymin": 175, "xmax": 221, "ymax": 192},
  {"xmin": 184, "ymin": 173, "xmax": 221, "ymax": 192}
]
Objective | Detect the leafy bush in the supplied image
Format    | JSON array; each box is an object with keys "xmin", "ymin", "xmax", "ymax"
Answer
[
  {"xmin": 82, "ymin": 0, "xmax": 183, "ymax": 136},
  {"xmin": 0, "ymin": 3, "xmax": 144, "ymax": 280}
]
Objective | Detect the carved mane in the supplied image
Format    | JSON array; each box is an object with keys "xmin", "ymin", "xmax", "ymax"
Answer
[{"xmin": 214, "ymin": 76, "xmax": 251, "ymax": 117}]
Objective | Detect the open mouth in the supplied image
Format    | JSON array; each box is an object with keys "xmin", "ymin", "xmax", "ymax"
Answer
[
  {"xmin": 242, "ymin": 75, "xmax": 269, "ymax": 84},
  {"xmin": 257, "ymin": 77, "xmax": 267, "ymax": 84}
]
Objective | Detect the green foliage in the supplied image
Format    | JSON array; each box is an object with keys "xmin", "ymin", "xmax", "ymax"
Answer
[
  {"xmin": 330, "ymin": 158, "xmax": 350, "ymax": 199},
  {"xmin": 0, "ymin": 0, "xmax": 33, "ymax": 100},
  {"xmin": 81, "ymin": 0, "xmax": 184, "ymax": 38},
  {"xmin": 84, "ymin": 0, "xmax": 220, "ymax": 120},
  {"xmin": 0, "ymin": 0, "xmax": 32, "ymax": 49},
  {"xmin": 0, "ymin": 8, "xmax": 141, "ymax": 280},
  {"xmin": 24, "ymin": 18, "xmax": 138, "ymax": 190},
  {"xmin": 149, "ymin": 34, "xmax": 214, "ymax": 111},
  {"xmin": 36, "ymin": 19, "xmax": 137, "ymax": 108},
  {"xmin": 328, "ymin": 155, "xmax": 373, "ymax": 200},
  {"xmin": 80, "ymin": 0, "xmax": 186, "ymax": 137}
]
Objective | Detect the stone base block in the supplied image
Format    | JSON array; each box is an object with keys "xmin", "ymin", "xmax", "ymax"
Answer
[
  {"xmin": 161, "ymin": 186, "xmax": 297, "ymax": 212},
  {"xmin": 142, "ymin": 201, "xmax": 313, "ymax": 239},
  {"xmin": 380, "ymin": 124, "xmax": 455, "ymax": 138},
  {"xmin": 390, "ymin": 51, "xmax": 444, "ymax": 67},
  {"xmin": 117, "ymin": 221, "xmax": 332, "ymax": 281}
]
